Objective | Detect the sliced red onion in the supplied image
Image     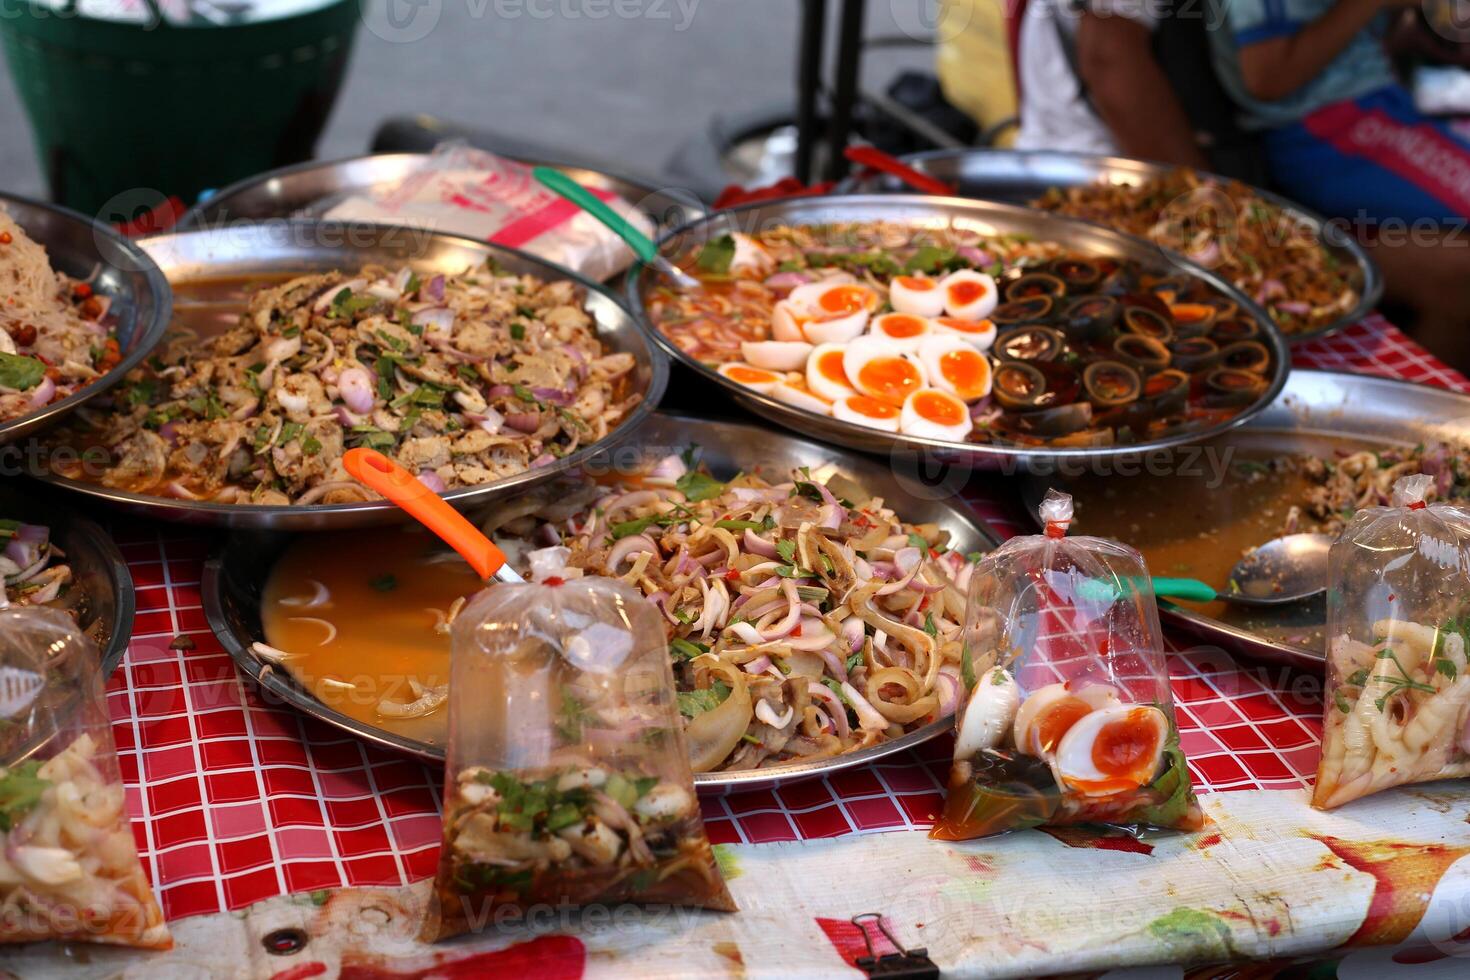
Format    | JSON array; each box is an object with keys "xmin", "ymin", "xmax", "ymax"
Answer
[
  {"xmin": 165, "ymin": 481, "xmax": 202, "ymax": 501},
  {"xmin": 1187, "ymin": 240, "xmax": 1221, "ymax": 268},
  {"xmin": 1275, "ymin": 300, "xmax": 1311, "ymax": 315},
  {"xmin": 314, "ymin": 278, "xmax": 366, "ymax": 311},
  {"xmin": 504, "ymin": 412, "xmax": 540, "ymax": 433},
  {"xmin": 535, "ymin": 523, "xmax": 562, "ymax": 547},
  {"xmin": 231, "ymin": 398, "xmax": 261, "ymax": 422},
  {"xmin": 744, "ymin": 654, "xmax": 772, "ymax": 675},
  {"xmin": 265, "ymin": 335, "xmax": 302, "ymax": 362},
  {"xmin": 729, "ymin": 487, "xmax": 787, "ymax": 504},
  {"xmin": 417, "ymin": 470, "xmax": 447, "ymax": 493},
  {"xmin": 469, "ymin": 407, "xmax": 504, "ymax": 434},
  {"xmin": 392, "ymin": 267, "xmax": 414, "ymax": 294},
  {"xmin": 367, "ymin": 282, "xmax": 401, "ymax": 301},
  {"xmin": 487, "ymin": 384, "xmax": 515, "ymax": 398},
  {"xmin": 337, "ymin": 367, "xmax": 375, "ymax": 415},
  {"xmin": 957, "ymin": 245, "xmax": 992, "ymax": 266},
  {"xmin": 334, "ymin": 405, "xmax": 363, "ymax": 427},
  {"xmin": 607, "ymin": 534, "xmax": 658, "ymax": 570},
  {"xmin": 412, "ymin": 307, "xmax": 455, "ymax": 334},
  {"xmin": 530, "ymin": 386, "xmax": 573, "ymax": 406},
  {"xmin": 840, "ymin": 617, "xmax": 865, "ymax": 653},
  {"xmin": 757, "ymin": 580, "xmax": 802, "ymax": 640},
  {"xmin": 785, "ymin": 618, "xmax": 837, "ymax": 651},
  {"xmin": 934, "ymin": 671, "xmax": 959, "ymax": 719},
  {"xmin": 763, "ymin": 270, "xmax": 813, "ymax": 291},
  {"xmin": 742, "ymin": 528, "xmax": 778, "ymax": 559},
  {"xmin": 530, "ymin": 453, "xmax": 556, "ymax": 467},
  {"xmin": 807, "ymin": 682, "xmax": 851, "ymax": 739},
  {"xmin": 424, "ymin": 275, "xmax": 446, "ymax": 303},
  {"xmin": 604, "ymin": 490, "xmax": 661, "ymax": 518},
  {"xmin": 842, "ymin": 681, "xmax": 890, "ymax": 732},
  {"xmin": 876, "ymin": 547, "xmax": 923, "ymax": 596},
  {"xmin": 649, "ymin": 454, "xmax": 688, "ymax": 481},
  {"xmin": 27, "ymin": 376, "xmax": 55, "ymax": 408},
  {"xmin": 156, "ymin": 421, "xmax": 180, "ymax": 446},
  {"xmin": 817, "ymin": 648, "xmax": 849, "ymax": 683},
  {"xmin": 26, "ymin": 576, "xmax": 66, "ymax": 605},
  {"xmin": 3, "ymin": 525, "xmax": 48, "ymax": 571},
  {"xmin": 817, "ymin": 503, "xmax": 842, "ymax": 530},
  {"xmin": 728, "ymin": 622, "xmax": 764, "ymax": 646}
]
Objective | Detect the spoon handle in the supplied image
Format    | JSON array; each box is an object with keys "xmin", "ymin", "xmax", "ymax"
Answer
[
  {"xmin": 843, "ymin": 145, "xmax": 956, "ymax": 196},
  {"xmin": 343, "ymin": 448, "xmax": 519, "ymax": 583},
  {"xmin": 1149, "ymin": 577, "xmax": 1219, "ymax": 602},
  {"xmin": 532, "ymin": 166, "xmax": 657, "ymax": 263}
]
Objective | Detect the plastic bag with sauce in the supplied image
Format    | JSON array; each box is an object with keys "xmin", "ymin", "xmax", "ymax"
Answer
[
  {"xmin": 1314, "ymin": 474, "xmax": 1470, "ymax": 808},
  {"xmin": 0, "ymin": 607, "xmax": 171, "ymax": 949},
  {"xmin": 421, "ymin": 578, "xmax": 735, "ymax": 942},
  {"xmin": 931, "ymin": 490, "xmax": 1204, "ymax": 841}
]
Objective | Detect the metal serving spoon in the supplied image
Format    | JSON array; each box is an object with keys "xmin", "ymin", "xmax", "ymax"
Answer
[
  {"xmin": 1152, "ymin": 533, "xmax": 1333, "ymax": 608},
  {"xmin": 342, "ymin": 448, "xmax": 524, "ymax": 585},
  {"xmin": 531, "ymin": 166, "xmax": 703, "ymax": 290}
]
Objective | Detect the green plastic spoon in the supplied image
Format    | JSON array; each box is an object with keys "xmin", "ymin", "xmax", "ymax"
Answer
[
  {"xmin": 1079, "ymin": 533, "xmax": 1332, "ymax": 608},
  {"xmin": 531, "ymin": 166, "xmax": 700, "ymax": 289}
]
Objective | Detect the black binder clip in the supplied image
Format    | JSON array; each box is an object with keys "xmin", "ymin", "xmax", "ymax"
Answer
[{"xmin": 851, "ymin": 913, "xmax": 940, "ymax": 979}]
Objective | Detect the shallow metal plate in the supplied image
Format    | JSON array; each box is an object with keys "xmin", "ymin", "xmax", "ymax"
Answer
[
  {"xmin": 0, "ymin": 484, "xmax": 133, "ymax": 676},
  {"xmin": 1022, "ymin": 369, "xmax": 1470, "ymax": 672},
  {"xmin": 33, "ymin": 222, "xmax": 669, "ymax": 530},
  {"xmin": 203, "ymin": 412, "xmax": 1001, "ymax": 792},
  {"xmin": 627, "ymin": 193, "xmax": 1289, "ymax": 471},
  {"xmin": 0, "ymin": 191, "xmax": 171, "ymax": 445},
  {"xmin": 841, "ymin": 149, "xmax": 1381, "ymax": 345},
  {"xmin": 181, "ymin": 152, "xmax": 706, "ymax": 245}
]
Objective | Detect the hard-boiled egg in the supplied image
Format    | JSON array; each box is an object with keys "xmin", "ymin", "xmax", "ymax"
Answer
[
  {"xmin": 741, "ymin": 340, "xmax": 813, "ymax": 372},
  {"xmin": 869, "ymin": 313, "xmax": 933, "ymax": 349},
  {"xmin": 768, "ymin": 379, "xmax": 832, "ymax": 415},
  {"xmin": 791, "ymin": 281, "xmax": 879, "ymax": 345},
  {"xmin": 729, "ymin": 233, "xmax": 775, "ymax": 276},
  {"xmin": 933, "ymin": 315, "xmax": 997, "ymax": 352},
  {"xmin": 940, "ymin": 269, "xmax": 999, "ymax": 321},
  {"xmin": 1054, "ymin": 703, "xmax": 1168, "ymax": 797},
  {"xmin": 843, "ymin": 337, "xmax": 927, "ymax": 406},
  {"xmin": 806, "ymin": 342, "xmax": 856, "ymax": 402},
  {"xmin": 1012, "ymin": 683, "xmax": 1093, "ymax": 757},
  {"xmin": 889, "ymin": 274, "xmax": 947, "ymax": 317},
  {"xmin": 772, "ymin": 300, "xmax": 811, "ymax": 342},
  {"xmin": 833, "ymin": 394, "xmax": 901, "ymax": 432},
  {"xmin": 918, "ymin": 335, "xmax": 993, "ymax": 402},
  {"xmin": 954, "ymin": 666, "xmax": 1019, "ymax": 759},
  {"xmin": 717, "ymin": 362, "xmax": 782, "ymax": 394},
  {"xmin": 900, "ymin": 388, "xmax": 973, "ymax": 441}
]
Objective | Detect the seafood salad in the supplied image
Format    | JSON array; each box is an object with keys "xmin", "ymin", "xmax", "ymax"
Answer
[
  {"xmin": 1278, "ymin": 441, "xmax": 1470, "ymax": 537},
  {"xmin": 496, "ymin": 452, "xmax": 973, "ymax": 772},
  {"xmin": 52, "ymin": 261, "xmax": 638, "ymax": 504},
  {"xmin": 645, "ymin": 221, "xmax": 1276, "ymax": 448},
  {"xmin": 1034, "ymin": 169, "xmax": 1361, "ymax": 335},
  {"xmin": 0, "ymin": 211, "xmax": 120, "ymax": 423},
  {"xmin": 0, "ymin": 521, "xmax": 70, "ymax": 611}
]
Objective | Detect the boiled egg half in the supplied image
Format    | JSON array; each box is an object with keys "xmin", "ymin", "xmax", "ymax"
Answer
[
  {"xmin": 918, "ymin": 335, "xmax": 993, "ymax": 402},
  {"xmin": 899, "ymin": 388, "xmax": 972, "ymax": 441}
]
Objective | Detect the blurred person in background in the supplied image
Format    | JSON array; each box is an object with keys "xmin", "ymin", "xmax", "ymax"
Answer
[{"xmin": 1211, "ymin": 0, "xmax": 1470, "ymax": 366}]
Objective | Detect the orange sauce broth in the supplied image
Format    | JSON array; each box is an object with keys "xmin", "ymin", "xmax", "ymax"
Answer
[{"xmin": 261, "ymin": 527, "xmax": 483, "ymax": 746}]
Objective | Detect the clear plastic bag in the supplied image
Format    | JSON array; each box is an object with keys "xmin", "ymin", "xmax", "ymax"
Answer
[
  {"xmin": 0, "ymin": 607, "xmax": 171, "ymax": 949},
  {"xmin": 1314, "ymin": 474, "xmax": 1470, "ymax": 809},
  {"xmin": 931, "ymin": 490, "xmax": 1204, "ymax": 841},
  {"xmin": 421, "ymin": 578, "xmax": 735, "ymax": 942}
]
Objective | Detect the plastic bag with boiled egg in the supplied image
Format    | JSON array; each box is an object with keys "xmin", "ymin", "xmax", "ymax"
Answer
[
  {"xmin": 421, "ymin": 577, "xmax": 735, "ymax": 942},
  {"xmin": 931, "ymin": 490, "xmax": 1204, "ymax": 841}
]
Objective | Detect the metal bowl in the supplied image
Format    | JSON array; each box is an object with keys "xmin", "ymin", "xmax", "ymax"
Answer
[
  {"xmin": 32, "ymin": 221, "xmax": 669, "ymax": 530},
  {"xmin": 627, "ymin": 193, "xmax": 1290, "ymax": 471},
  {"xmin": 0, "ymin": 191, "xmax": 171, "ymax": 445},
  {"xmin": 0, "ymin": 483, "xmax": 133, "ymax": 676},
  {"xmin": 841, "ymin": 148, "xmax": 1381, "ymax": 344},
  {"xmin": 181, "ymin": 152, "xmax": 706, "ymax": 242},
  {"xmin": 203, "ymin": 412, "xmax": 1000, "ymax": 793}
]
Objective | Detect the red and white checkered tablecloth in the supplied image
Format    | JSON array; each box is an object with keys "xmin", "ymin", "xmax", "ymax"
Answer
[{"xmin": 100, "ymin": 316, "xmax": 1468, "ymax": 923}]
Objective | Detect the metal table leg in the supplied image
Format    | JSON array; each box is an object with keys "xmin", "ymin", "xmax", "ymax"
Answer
[
  {"xmin": 794, "ymin": 0, "xmax": 827, "ymax": 185},
  {"xmin": 824, "ymin": 0, "xmax": 867, "ymax": 182}
]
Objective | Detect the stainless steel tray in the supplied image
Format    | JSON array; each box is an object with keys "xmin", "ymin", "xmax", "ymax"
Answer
[
  {"xmin": 627, "ymin": 194, "xmax": 1289, "ymax": 471},
  {"xmin": 33, "ymin": 222, "xmax": 669, "ymax": 530},
  {"xmin": 203, "ymin": 412, "xmax": 1001, "ymax": 793},
  {"xmin": 841, "ymin": 148, "xmax": 1381, "ymax": 344},
  {"xmin": 0, "ymin": 191, "xmax": 171, "ymax": 445},
  {"xmin": 181, "ymin": 152, "xmax": 706, "ymax": 244},
  {"xmin": 0, "ymin": 484, "xmax": 133, "ymax": 676},
  {"xmin": 1023, "ymin": 369, "xmax": 1470, "ymax": 672}
]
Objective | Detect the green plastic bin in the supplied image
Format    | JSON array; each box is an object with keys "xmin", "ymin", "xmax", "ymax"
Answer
[{"xmin": 0, "ymin": 0, "xmax": 360, "ymax": 215}]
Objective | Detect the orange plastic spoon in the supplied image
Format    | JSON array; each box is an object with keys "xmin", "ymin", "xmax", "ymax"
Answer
[{"xmin": 342, "ymin": 447, "xmax": 523, "ymax": 583}]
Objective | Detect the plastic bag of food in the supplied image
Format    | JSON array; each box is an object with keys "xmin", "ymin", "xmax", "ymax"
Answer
[
  {"xmin": 1314, "ymin": 474, "xmax": 1470, "ymax": 808},
  {"xmin": 0, "ymin": 607, "xmax": 171, "ymax": 949},
  {"xmin": 931, "ymin": 490, "xmax": 1204, "ymax": 840},
  {"xmin": 421, "ymin": 578, "xmax": 735, "ymax": 942},
  {"xmin": 320, "ymin": 141, "xmax": 655, "ymax": 282}
]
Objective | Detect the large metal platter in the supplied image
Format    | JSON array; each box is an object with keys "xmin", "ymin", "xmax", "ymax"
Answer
[
  {"xmin": 627, "ymin": 194, "xmax": 1289, "ymax": 471},
  {"xmin": 31, "ymin": 222, "xmax": 668, "ymax": 530},
  {"xmin": 180, "ymin": 152, "xmax": 706, "ymax": 246},
  {"xmin": 841, "ymin": 148, "xmax": 1381, "ymax": 344},
  {"xmin": 0, "ymin": 191, "xmax": 172, "ymax": 445},
  {"xmin": 0, "ymin": 483, "xmax": 133, "ymax": 675},
  {"xmin": 203, "ymin": 412, "xmax": 1001, "ymax": 793},
  {"xmin": 1023, "ymin": 369, "xmax": 1470, "ymax": 673}
]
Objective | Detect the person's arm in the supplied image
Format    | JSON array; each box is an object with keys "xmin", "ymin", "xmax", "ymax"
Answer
[
  {"xmin": 1235, "ymin": 0, "xmax": 1392, "ymax": 101},
  {"xmin": 1076, "ymin": 13, "xmax": 1209, "ymax": 168}
]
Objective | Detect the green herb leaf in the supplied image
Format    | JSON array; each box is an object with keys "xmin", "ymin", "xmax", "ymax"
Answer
[
  {"xmin": 775, "ymin": 539, "xmax": 797, "ymax": 564},
  {"xmin": 845, "ymin": 649, "xmax": 864, "ymax": 673},
  {"xmin": 961, "ymin": 645, "xmax": 976, "ymax": 691},
  {"xmin": 907, "ymin": 532, "xmax": 928, "ymax": 549},
  {"xmin": 675, "ymin": 471, "xmax": 726, "ymax": 503},
  {"xmin": 0, "ymin": 760, "xmax": 49, "ymax": 832},
  {"xmin": 677, "ymin": 680, "xmax": 731, "ymax": 718},
  {"xmin": 694, "ymin": 235, "xmax": 736, "ymax": 275},
  {"xmin": 1436, "ymin": 658, "xmax": 1458, "ymax": 681},
  {"xmin": 509, "ymin": 322, "xmax": 526, "ymax": 341},
  {"xmin": 1334, "ymin": 690, "xmax": 1353, "ymax": 714},
  {"xmin": 714, "ymin": 519, "xmax": 762, "ymax": 532},
  {"xmin": 924, "ymin": 612, "xmax": 938, "ymax": 637},
  {"xmin": 670, "ymin": 637, "xmax": 708, "ymax": 661}
]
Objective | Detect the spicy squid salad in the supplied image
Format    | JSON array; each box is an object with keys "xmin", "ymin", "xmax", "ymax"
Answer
[
  {"xmin": 644, "ymin": 220, "xmax": 1277, "ymax": 449},
  {"xmin": 0, "ymin": 520, "xmax": 71, "ymax": 611},
  {"xmin": 48, "ymin": 261, "xmax": 638, "ymax": 504},
  {"xmin": 0, "ymin": 211, "xmax": 120, "ymax": 424}
]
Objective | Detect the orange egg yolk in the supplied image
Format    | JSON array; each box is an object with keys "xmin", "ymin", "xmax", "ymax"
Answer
[
  {"xmin": 894, "ymin": 275, "xmax": 937, "ymax": 291},
  {"xmin": 846, "ymin": 395, "xmax": 900, "ymax": 419},
  {"xmin": 725, "ymin": 365, "xmax": 777, "ymax": 385},
  {"xmin": 947, "ymin": 279, "xmax": 989, "ymax": 307},
  {"xmin": 938, "ymin": 350, "xmax": 989, "ymax": 396},
  {"xmin": 857, "ymin": 357, "xmax": 923, "ymax": 404},
  {"xmin": 911, "ymin": 390, "xmax": 967, "ymax": 426},
  {"xmin": 938, "ymin": 316, "xmax": 995, "ymax": 336},
  {"xmin": 878, "ymin": 315, "xmax": 928, "ymax": 338},
  {"xmin": 1030, "ymin": 696, "xmax": 1092, "ymax": 754},
  {"xmin": 1170, "ymin": 304, "xmax": 1211, "ymax": 324},
  {"xmin": 816, "ymin": 349, "xmax": 850, "ymax": 384},
  {"xmin": 816, "ymin": 285, "xmax": 874, "ymax": 317},
  {"xmin": 1068, "ymin": 709, "xmax": 1164, "ymax": 794}
]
